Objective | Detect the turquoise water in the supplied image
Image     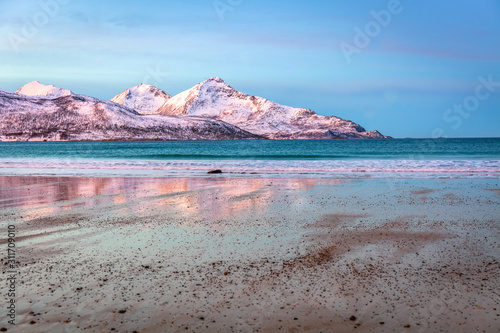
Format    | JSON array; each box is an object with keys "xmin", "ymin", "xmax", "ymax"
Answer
[
  {"xmin": 0, "ymin": 138, "xmax": 499, "ymax": 160},
  {"xmin": 0, "ymin": 138, "xmax": 498, "ymax": 178}
]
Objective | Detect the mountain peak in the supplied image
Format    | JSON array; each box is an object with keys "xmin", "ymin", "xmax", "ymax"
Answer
[
  {"xmin": 0, "ymin": 88, "xmax": 261, "ymax": 141},
  {"xmin": 15, "ymin": 81, "xmax": 72, "ymax": 98},
  {"xmin": 153, "ymin": 78, "xmax": 388, "ymax": 139},
  {"xmin": 111, "ymin": 84, "xmax": 171, "ymax": 114},
  {"xmin": 133, "ymin": 83, "xmax": 164, "ymax": 93},
  {"xmin": 203, "ymin": 77, "xmax": 225, "ymax": 84},
  {"xmin": 137, "ymin": 83, "xmax": 155, "ymax": 89}
]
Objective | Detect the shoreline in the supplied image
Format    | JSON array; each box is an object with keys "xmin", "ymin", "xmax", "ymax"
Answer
[
  {"xmin": 0, "ymin": 163, "xmax": 498, "ymax": 179},
  {"xmin": 0, "ymin": 176, "xmax": 499, "ymax": 332}
]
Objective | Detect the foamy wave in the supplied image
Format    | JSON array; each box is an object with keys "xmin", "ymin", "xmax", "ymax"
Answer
[{"xmin": 0, "ymin": 158, "xmax": 499, "ymax": 178}]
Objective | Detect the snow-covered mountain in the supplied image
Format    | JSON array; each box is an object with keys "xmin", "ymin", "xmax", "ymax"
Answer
[
  {"xmin": 1, "ymin": 78, "xmax": 389, "ymax": 142},
  {"xmin": 150, "ymin": 77, "xmax": 387, "ymax": 139},
  {"xmin": 0, "ymin": 89, "xmax": 261, "ymax": 142},
  {"xmin": 15, "ymin": 81, "xmax": 72, "ymax": 98},
  {"xmin": 111, "ymin": 83, "xmax": 171, "ymax": 114}
]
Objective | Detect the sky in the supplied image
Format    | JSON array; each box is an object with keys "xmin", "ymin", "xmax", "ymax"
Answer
[{"xmin": 0, "ymin": 0, "xmax": 499, "ymax": 138}]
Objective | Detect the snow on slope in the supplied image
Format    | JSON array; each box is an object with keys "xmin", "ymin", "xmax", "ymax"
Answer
[
  {"xmin": 15, "ymin": 81, "xmax": 72, "ymax": 98},
  {"xmin": 153, "ymin": 77, "xmax": 388, "ymax": 139},
  {"xmin": 111, "ymin": 83, "xmax": 171, "ymax": 114},
  {"xmin": 0, "ymin": 89, "xmax": 261, "ymax": 141}
]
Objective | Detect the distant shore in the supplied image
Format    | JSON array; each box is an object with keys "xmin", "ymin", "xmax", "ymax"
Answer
[
  {"xmin": 0, "ymin": 137, "xmax": 389, "ymax": 143},
  {"xmin": 1, "ymin": 176, "xmax": 498, "ymax": 332}
]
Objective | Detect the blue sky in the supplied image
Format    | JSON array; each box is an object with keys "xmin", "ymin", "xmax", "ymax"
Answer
[{"xmin": 0, "ymin": 0, "xmax": 499, "ymax": 138}]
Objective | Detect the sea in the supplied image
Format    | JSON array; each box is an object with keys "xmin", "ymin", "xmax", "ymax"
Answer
[{"xmin": 0, "ymin": 138, "xmax": 498, "ymax": 178}]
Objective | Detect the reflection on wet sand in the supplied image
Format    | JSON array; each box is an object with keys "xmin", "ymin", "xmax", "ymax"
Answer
[
  {"xmin": 0, "ymin": 176, "xmax": 339, "ymax": 223},
  {"xmin": 1, "ymin": 176, "xmax": 499, "ymax": 332}
]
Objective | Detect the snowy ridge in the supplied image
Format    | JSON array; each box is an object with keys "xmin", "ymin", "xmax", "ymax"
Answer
[
  {"xmin": 111, "ymin": 83, "xmax": 171, "ymax": 114},
  {"xmin": 153, "ymin": 77, "xmax": 388, "ymax": 139},
  {"xmin": 0, "ymin": 89, "xmax": 261, "ymax": 141},
  {"xmin": 15, "ymin": 81, "xmax": 72, "ymax": 98},
  {"xmin": 1, "ymin": 78, "xmax": 389, "ymax": 141}
]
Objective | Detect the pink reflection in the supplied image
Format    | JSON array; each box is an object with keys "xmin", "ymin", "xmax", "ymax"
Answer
[{"xmin": 0, "ymin": 176, "xmax": 341, "ymax": 223}]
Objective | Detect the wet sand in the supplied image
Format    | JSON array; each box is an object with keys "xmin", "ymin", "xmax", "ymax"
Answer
[{"xmin": 0, "ymin": 176, "xmax": 499, "ymax": 332}]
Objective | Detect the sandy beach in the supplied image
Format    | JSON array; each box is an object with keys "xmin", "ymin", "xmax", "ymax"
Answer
[{"xmin": 1, "ymin": 176, "xmax": 499, "ymax": 332}]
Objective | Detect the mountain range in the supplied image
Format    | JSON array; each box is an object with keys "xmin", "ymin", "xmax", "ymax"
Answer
[{"xmin": 0, "ymin": 78, "xmax": 389, "ymax": 141}]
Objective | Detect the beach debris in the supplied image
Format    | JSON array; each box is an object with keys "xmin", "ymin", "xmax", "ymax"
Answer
[{"xmin": 208, "ymin": 169, "xmax": 223, "ymax": 174}]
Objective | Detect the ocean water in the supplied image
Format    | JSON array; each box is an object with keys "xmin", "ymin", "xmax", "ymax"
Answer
[{"xmin": 0, "ymin": 138, "xmax": 498, "ymax": 178}]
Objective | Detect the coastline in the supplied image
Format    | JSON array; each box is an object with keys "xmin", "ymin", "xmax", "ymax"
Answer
[{"xmin": 1, "ymin": 175, "xmax": 499, "ymax": 332}]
